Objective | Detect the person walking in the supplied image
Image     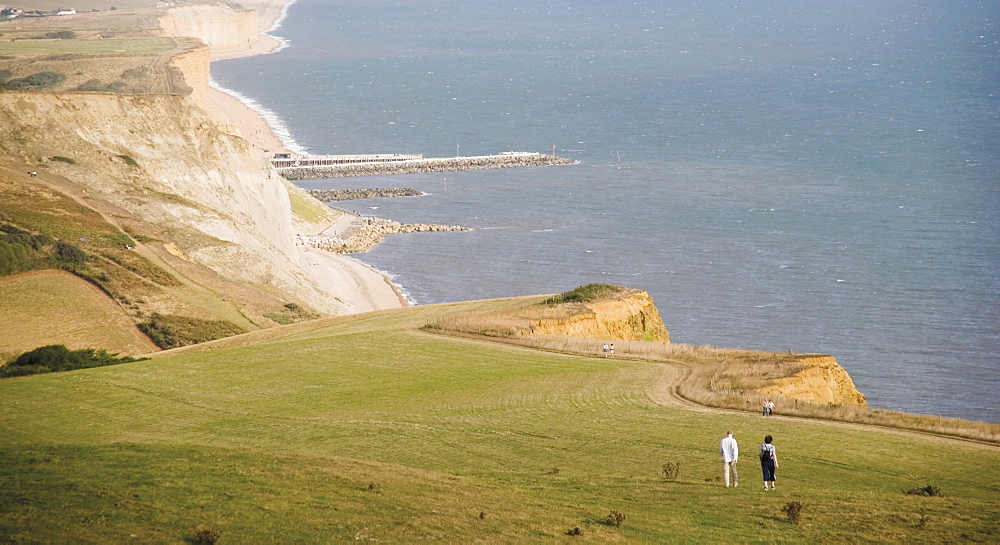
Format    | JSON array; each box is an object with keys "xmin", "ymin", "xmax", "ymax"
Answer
[
  {"xmin": 760, "ymin": 435, "xmax": 778, "ymax": 490},
  {"xmin": 719, "ymin": 430, "xmax": 739, "ymax": 487}
]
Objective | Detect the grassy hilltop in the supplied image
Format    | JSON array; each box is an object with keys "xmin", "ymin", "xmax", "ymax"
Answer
[{"xmin": 2, "ymin": 300, "xmax": 998, "ymax": 543}]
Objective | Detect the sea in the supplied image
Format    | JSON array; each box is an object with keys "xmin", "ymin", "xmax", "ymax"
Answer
[{"xmin": 212, "ymin": 0, "xmax": 1000, "ymax": 423}]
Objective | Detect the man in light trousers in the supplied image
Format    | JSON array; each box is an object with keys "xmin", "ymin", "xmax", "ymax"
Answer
[{"xmin": 719, "ymin": 430, "xmax": 739, "ymax": 487}]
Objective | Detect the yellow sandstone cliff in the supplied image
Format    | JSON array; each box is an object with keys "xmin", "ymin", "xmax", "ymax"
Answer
[
  {"xmin": 759, "ymin": 355, "xmax": 867, "ymax": 406},
  {"xmin": 527, "ymin": 290, "xmax": 670, "ymax": 342},
  {"xmin": 157, "ymin": 4, "xmax": 259, "ymax": 56}
]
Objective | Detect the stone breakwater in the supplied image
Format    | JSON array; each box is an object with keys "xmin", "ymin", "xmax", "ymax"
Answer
[
  {"xmin": 298, "ymin": 216, "xmax": 470, "ymax": 253},
  {"xmin": 308, "ymin": 188, "xmax": 422, "ymax": 201},
  {"xmin": 280, "ymin": 153, "xmax": 575, "ymax": 180}
]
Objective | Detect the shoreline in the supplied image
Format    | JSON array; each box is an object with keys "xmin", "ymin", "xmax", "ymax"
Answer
[
  {"xmin": 205, "ymin": 0, "xmax": 297, "ymax": 157},
  {"xmin": 196, "ymin": 0, "xmax": 408, "ymax": 312}
]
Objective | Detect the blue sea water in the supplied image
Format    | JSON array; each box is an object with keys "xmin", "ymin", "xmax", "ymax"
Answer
[{"xmin": 213, "ymin": 0, "xmax": 1000, "ymax": 422}]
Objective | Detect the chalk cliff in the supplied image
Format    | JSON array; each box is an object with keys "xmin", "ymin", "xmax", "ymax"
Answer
[{"xmin": 0, "ymin": 90, "xmax": 361, "ymax": 317}]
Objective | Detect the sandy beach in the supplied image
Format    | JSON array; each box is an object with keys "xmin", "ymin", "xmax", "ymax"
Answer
[
  {"xmin": 206, "ymin": 0, "xmax": 292, "ymax": 156},
  {"xmin": 196, "ymin": 0, "xmax": 406, "ymax": 313}
]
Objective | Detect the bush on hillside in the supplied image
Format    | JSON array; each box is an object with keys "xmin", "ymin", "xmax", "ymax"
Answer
[
  {"xmin": 0, "ymin": 227, "xmax": 56, "ymax": 276},
  {"xmin": 906, "ymin": 485, "xmax": 944, "ymax": 497},
  {"xmin": 542, "ymin": 283, "xmax": 629, "ymax": 305},
  {"xmin": 138, "ymin": 313, "xmax": 246, "ymax": 349},
  {"xmin": 1, "ymin": 345, "xmax": 145, "ymax": 378},
  {"xmin": 55, "ymin": 240, "xmax": 87, "ymax": 263},
  {"xmin": 4, "ymin": 71, "xmax": 66, "ymax": 90},
  {"xmin": 121, "ymin": 67, "xmax": 148, "ymax": 79}
]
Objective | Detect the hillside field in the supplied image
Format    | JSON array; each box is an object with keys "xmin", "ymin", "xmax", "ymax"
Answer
[
  {"xmin": 1, "ymin": 300, "xmax": 998, "ymax": 543},
  {"xmin": 0, "ymin": 270, "xmax": 155, "ymax": 360}
]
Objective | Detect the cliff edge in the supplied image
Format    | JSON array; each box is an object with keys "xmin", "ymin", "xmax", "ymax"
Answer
[{"xmin": 758, "ymin": 355, "xmax": 867, "ymax": 406}]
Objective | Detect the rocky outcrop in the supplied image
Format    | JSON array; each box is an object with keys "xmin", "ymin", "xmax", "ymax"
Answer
[
  {"xmin": 308, "ymin": 188, "xmax": 422, "ymax": 201},
  {"xmin": 527, "ymin": 290, "xmax": 670, "ymax": 342},
  {"xmin": 299, "ymin": 216, "xmax": 469, "ymax": 253},
  {"xmin": 759, "ymin": 356, "xmax": 867, "ymax": 406}
]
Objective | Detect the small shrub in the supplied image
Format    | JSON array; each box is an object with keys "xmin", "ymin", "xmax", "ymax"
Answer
[
  {"xmin": 74, "ymin": 79, "xmax": 104, "ymax": 92},
  {"xmin": 662, "ymin": 462, "xmax": 680, "ymax": 481},
  {"xmin": 6, "ymin": 71, "xmax": 66, "ymax": 90},
  {"xmin": 1, "ymin": 345, "xmax": 145, "ymax": 378},
  {"xmin": 50, "ymin": 156, "xmax": 76, "ymax": 164},
  {"xmin": 365, "ymin": 482, "xmax": 382, "ymax": 494},
  {"xmin": 45, "ymin": 31, "xmax": 76, "ymax": 40},
  {"xmin": 566, "ymin": 527, "xmax": 583, "ymax": 536},
  {"xmin": 117, "ymin": 155, "xmax": 139, "ymax": 167},
  {"xmin": 543, "ymin": 283, "xmax": 629, "ymax": 305},
  {"xmin": 121, "ymin": 67, "xmax": 148, "ymax": 79},
  {"xmin": 194, "ymin": 528, "xmax": 221, "ymax": 545},
  {"xmin": 605, "ymin": 510, "xmax": 627, "ymax": 527},
  {"xmin": 284, "ymin": 302, "xmax": 301, "ymax": 311},
  {"xmin": 782, "ymin": 501, "xmax": 805, "ymax": 524},
  {"xmin": 55, "ymin": 240, "xmax": 88, "ymax": 263},
  {"xmin": 906, "ymin": 484, "xmax": 944, "ymax": 497}
]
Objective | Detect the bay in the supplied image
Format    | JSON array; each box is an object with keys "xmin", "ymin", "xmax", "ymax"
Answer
[{"xmin": 213, "ymin": 0, "xmax": 1000, "ymax": 422}]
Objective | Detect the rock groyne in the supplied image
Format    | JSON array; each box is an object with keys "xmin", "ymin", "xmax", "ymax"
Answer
[
  {"xmin": 307, "ymin": 188, "xmax": 422, "ymax": 202},
  {"xmin": 298, "ymin": 217, "xmax": 469, "ymax": 254},
  {"xmin": 280, "ymin": 153, "xmax": 575, "ymax": 180}
]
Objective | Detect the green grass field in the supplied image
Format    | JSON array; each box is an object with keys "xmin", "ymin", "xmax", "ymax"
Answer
[
  {"xmin": 0, "ymin": 38, "xmax": 175, "ymax": 56},
  {"xmin": 1, "ymin": 302, "xmax": 997, "ymax": 543}
]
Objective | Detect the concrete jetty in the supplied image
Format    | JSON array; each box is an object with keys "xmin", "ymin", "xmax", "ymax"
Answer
[{"xmin": 274, "ymin": 152, "xmax": 575, "ymax": 180}]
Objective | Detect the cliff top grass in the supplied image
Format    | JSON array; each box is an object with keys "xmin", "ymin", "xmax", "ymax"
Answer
[
  {"xmin": 0, "ymin": 37, "xmax": 174, "ymax": 56},
  {"xmin": 1, "ymin": 0, "xmax": 162, "ymax": 11},
  {"xmin": 1, "ymin": 302, "xmax": 997, "ymax": 543}
]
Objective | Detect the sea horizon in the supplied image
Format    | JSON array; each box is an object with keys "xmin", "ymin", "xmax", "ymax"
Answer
[{"xmin": 213, "ymin": 0, "xmax": 1000, "ymax": 422}]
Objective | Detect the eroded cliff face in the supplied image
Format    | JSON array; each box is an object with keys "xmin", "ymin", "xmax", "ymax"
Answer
[
  {"xmin": 0, "ymin": 91, "xmax": 348, "ymax": 315},
  {"xmin": 167, "ymin": 37, "xmax": 212, "ymax": 108},
  {"xmin": 158, "ymin": 4, "xmax": 258, "ymax": 54},
  {"xmin": 526, "ymin": 290, "xmax": 670, "ymax": 342},
  {"xmin": 759, "ymin": 355, "xmax": 868, "ymax": 406}
]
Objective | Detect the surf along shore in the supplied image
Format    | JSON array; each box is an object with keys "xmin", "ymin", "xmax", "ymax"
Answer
[
  {"xmin": 196, "ymin": 0, "xmax": 563, "ymax": 307},
  {"xmin": 194, "ymin": 0, "xmax": 413, "ymax": 310}
]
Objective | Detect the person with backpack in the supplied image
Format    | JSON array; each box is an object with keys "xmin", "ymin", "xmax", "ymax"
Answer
[{"xmin": 760, "ymin": 435, "xmax": 778, "ymax": 490}]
